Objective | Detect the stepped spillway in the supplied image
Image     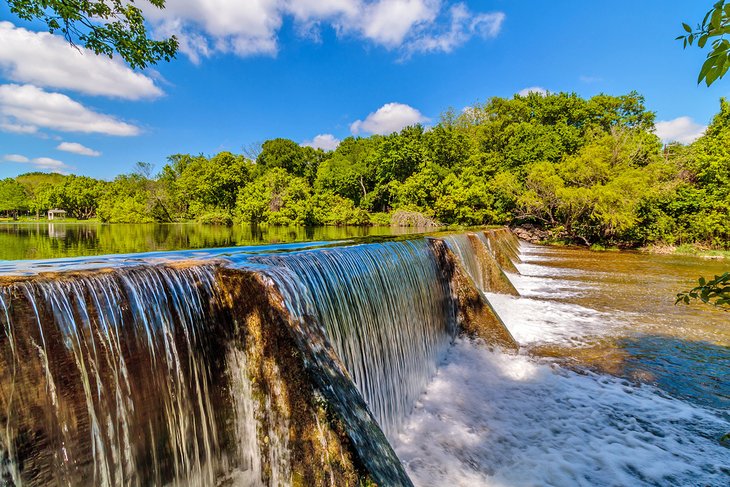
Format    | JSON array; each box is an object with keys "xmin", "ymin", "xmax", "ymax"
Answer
[{"xmin": 0, "ymin": 229, "xmax": 521, "ymax": 486}]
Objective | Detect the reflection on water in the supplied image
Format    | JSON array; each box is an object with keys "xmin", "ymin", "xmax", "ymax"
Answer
[{"xmin": 0, "ymin": 223, "xmax": 427, "ymax": 261}]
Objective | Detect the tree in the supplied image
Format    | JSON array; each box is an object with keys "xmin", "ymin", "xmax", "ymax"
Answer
[
  {"xmin": 0, "ymin": 178, "xmax": 29, "ymax": 219},
  {"xmin": 235, "ymin": 169, "xmax": 314, "ymax": 226},
  {"xmin": 97, "ymin": 174, "xmax": 157, "ymax": 223},
  {"xmin": 257, "ymin": 139, "xmax": 325, "ymax": 181},
  {"xmin": 678, "ymin": 1, "xmax": 730, "ymax": 85},
  {"xmin": 172, "ymin": 152, "xmax": 253, "ymax": 217},
  {"xmin": 45, "ymin": 175, "xmax": 105, "ymax": 219},
  {"xmin": 6, "ymin": 0, "xmax": 177, "ymax": 69}
]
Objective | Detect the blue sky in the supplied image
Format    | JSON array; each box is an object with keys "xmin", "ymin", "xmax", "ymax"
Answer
[{"xmin": 0, "ymin": 1, "xmax": 724, "ymax": 179}]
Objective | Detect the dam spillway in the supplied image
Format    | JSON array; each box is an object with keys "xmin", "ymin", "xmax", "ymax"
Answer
[{"xmin": 0, "ymin": 229, "xmax": 520, "ymax": 486}]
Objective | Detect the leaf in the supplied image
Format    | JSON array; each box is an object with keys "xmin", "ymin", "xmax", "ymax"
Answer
[
  {"xmin": 698, "ymin": 54, "xmax": 720, "ymax": 84},
  {"xmin": 711, "ymin": 8, "xmax": 723, "ymax": 30},
  {"xmin": 683, "ymin": 22, "xmax": 693, "ymax": 33}
]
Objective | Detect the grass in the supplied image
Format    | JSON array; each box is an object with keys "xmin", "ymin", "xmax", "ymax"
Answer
[{"xmin": 589, "ymin": 243, "xmax": 620, "ymax": 252}]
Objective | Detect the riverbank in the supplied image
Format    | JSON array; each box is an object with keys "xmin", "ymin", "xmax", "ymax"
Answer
[
  {"xmin": 643, "ymin": 243, "xmax": 730, "ymax": 260},
  {"xmin": 512, "ymin": 224, "xmax": 730, "ymax": 260}
]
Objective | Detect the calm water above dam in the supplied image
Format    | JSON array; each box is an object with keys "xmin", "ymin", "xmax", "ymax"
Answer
[{"xmin": 0, "ymin": 223, "xmax": 427, "ymax": 260}]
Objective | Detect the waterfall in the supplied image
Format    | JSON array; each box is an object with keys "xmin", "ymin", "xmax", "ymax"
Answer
[
  {"xmin": 252, "ymin": 239, "xmax": 457, "ymax": 440},
  {"xmin": 0, "ymin": 267, "xmax": 228, "ymax": 485},
  {"xmin": 0, "ymin": 265, "xmax": 289, "ymax": 486},
  {"xmin": 0, "ymin": 229, "xmax": 522, "ymax": 486}
]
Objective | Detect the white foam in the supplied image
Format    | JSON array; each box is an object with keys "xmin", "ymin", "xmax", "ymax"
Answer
[
  {"xmin": 395, "ymin": 339, "xmax": 729, "ymax": 487},
  {"xmin": 486, "ymin": 293, "xmax": 624, "ymax": 347},
  {"xmin": 503, "ymin": 270, "xmax": 594, "ymax": 299}
]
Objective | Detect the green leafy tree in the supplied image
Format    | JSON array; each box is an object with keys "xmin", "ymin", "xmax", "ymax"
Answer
[
  {"xmin": 678, "ymin": 1, "xmax": 730, "ymax": 85},
  {"xmin": 315, "ymin": 154, "xmax": 369, "ymax": 205},
  {"xmin": 311, "ymin": 192, "xmax": 370, "ymax": 226},
  {"xmin": 6, "ymin": 0, "xmax": 177, "ymax": 69},
  {"xmin": 168, "ymin": 152, "xmax": 253, "ymax": 219},
  {"xmin": 0, "ymin": 178, "xmax": 29, "ymax": 219},
  {"xmin": 236, "ymin": 169, "xmax": 314, "ymax": 225},
  {"xmin": 14, "ymin": 172, "xmax": 66, "ymax": 218},
  {"xmin": 97, "ymin": 174, "xmax": 157, "ymax": 223},
  {"xmin": 516, "ymin": 128, "xmax": 663, "ymax": 244},
  {"xmin": 257, "ymin": 139, "xmax": 325, "ymax": 181},
  {"xmin": 44, "ymin": 175, "xmax": 105, "ymax": 219}
]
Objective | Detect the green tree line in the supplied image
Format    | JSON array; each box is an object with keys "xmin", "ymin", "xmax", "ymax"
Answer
[{"xmin": 2, "ymin": 91, "xmax": 729, "ymax": 250}]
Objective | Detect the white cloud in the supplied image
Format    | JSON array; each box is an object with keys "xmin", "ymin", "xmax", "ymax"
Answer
[
  {"xmin": 0, "ymin": 84, "xmax": 140, "ymax": 136},
  {"xmin": 144, "ymin": 0, "xmax": 283, "ymax": 62},
  {"xmin": 351, "ymin": 102, "xmax": 428, "ymax": 135},
  {"xmin": 518, "ymin": 86, "xmax": 547, "ymax": 96},
  {"xmin": 403, "ymin": 4, "xmax": 504, "ymax": 55},
  {"xmin": 654, "ymin": 117, "xmax": 707, "ymax": 145},
  {"xmin": 0, "ymin": 21, "xmax": 162, "ymax": 100},
  {"xmin": 359, "ymin": 0, "xmax": 439, "ymax": 47},
  {"xmin": 1, "ymin": 153, "xmax": 70, "ymax": 172},
  {"xmin": 3, "ymin": 154, "xmax": 29, "ymax": 163},
  {"xmin": 0, "ymin": 122, "xmax": 37, "ymax": 134},
  {"xmin": 30, "ymin": 157, "xmax": 68, "ymax": 171},
  {"xmin": 144, "ymin": 0, "xmax": 505, "ymax": 61},
  {"xmin": 302, "ymin": 133, "xmax": 341, "ymax": 151},
  {"xmin": 287, "ymin": 0, "xmax": 360, "ymax": 21},
  {"xmin": 57, "ymin": 142, "xmax": 101, "ymax": 156}
]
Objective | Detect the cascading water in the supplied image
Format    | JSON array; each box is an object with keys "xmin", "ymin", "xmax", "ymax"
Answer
[
  {"xmin": 0, "ymin": 264, "xmax": 292, "ymax": 486},
  {"xmin": 441, "ymin": 233, "xmax": 518, "ymax": 296},
  {"xmin": 0, "ymin": 229, "xmax": 526, "ymax": 487},
  {"xmin": 252, "ymin": 239, "xmax": 457, "ymax": 440}
]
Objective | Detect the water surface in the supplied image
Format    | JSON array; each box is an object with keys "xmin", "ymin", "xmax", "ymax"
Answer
[{"xmin": 0, "ymin": 223, "xmax": 427, "ymax": 261}]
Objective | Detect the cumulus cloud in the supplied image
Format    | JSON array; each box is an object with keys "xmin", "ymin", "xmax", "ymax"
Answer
[
  {"xmin": 0, "ymin": 22, "xmax": 162, "ymax": 100},
  {"xmin": 404, "ymin": 4, "xmax": 504, "ymax": 55},
  {"xmin": 518, "ymin": 86, "xmax": 548, "ymax": 96},
  {"xmin": 654, "ymin": 117, "xmax": 707, "ymax": 144},
  {"xmin": 144, "ymin": 0, "xmax": 505, "ymax": 62},
  {"xmin": 3, "ymin": 154, "xmax": 29, "ymax": 163},
  {"xmin": 350, "ymin": 102, "xmax": 428, "ymax": 135},
  {"xmin": 2, "ymin": 153, "xmax": 69, "ymax": 172},
  {"xmin": 302, "ymin": 133, "xmax": 341, "ymax": 151},
  {"xmin": 144, "ymin": 0, "xmax": 283, "ymax": 62},
  {"xmin": 0, "ymin": 84, "xmax": 140, "ymax": 136},
  {"xmin": 57, "ymin": 142, "xmax": 101, "ymax": 156},
  {"xmin": 358, "ymin": 0, "xmax": 439, "ymax": 47}
]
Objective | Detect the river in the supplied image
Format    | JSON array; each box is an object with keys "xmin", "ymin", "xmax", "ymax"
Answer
[{"xmin": 395, "ymin": 241, "xmax": 729, "ymax": 486}]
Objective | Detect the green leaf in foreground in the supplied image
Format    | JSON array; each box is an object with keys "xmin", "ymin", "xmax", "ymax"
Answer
[{"xmin": 676, "ymin": 272, "xmax": 730, "ymax": 310}]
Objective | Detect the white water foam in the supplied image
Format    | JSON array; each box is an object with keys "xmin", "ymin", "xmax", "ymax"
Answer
[
  {"xmin": 485, "ymin": 292, "xmax": 624, "ymax": 347},
  {"xmin": 395, "ymin": 338, "xmax": 730, "ymax": 487}
]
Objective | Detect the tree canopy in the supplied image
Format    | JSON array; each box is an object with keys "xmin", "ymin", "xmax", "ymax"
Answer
[
  {"xmin": 679, "ymin": 1, "xmax": 730, "ymax": 85},
  {"xmin": 5, "ymin": 0, "xmax": 177, "ymax": 68}
]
